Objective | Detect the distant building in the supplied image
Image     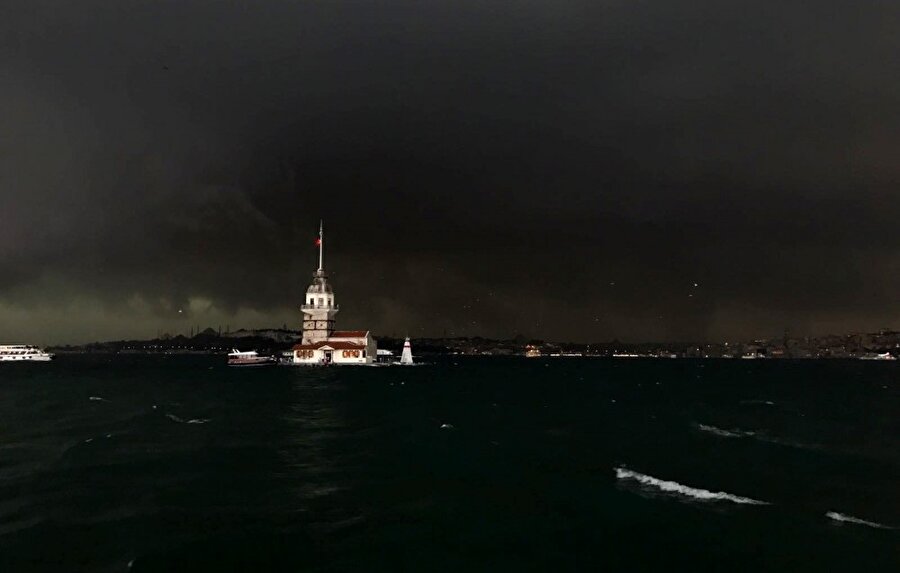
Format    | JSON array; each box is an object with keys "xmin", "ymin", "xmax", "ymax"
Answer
[
  {"xmin": 524, "ymin": 344, "xmax": 541, "ymax": 358},
  {"xmin": 290, "ymin": 222, "xmax": 376, "ymax": 365}
]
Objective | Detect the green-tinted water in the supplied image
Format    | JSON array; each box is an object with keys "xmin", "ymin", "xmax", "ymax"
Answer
[{"xmin": 1, "ymin": 356, "xmax": 897, "ymax": 571}]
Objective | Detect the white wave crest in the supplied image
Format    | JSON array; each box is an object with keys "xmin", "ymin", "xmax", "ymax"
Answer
[
  {"xmin": 826, "ymin": 511, "xmax": 894, "ymax": 530},
  {"xmin": 756, "ymin": 435, "xmax": 819, "ymax": 451},
  {"xmin": 166, "ymin": 413, "xmax": 209, "ymax": 424},
  {"xmin": 741, "ymin": 399, "xmax": 775, "ymax": 405},
  {"xmin": 697, "ymin": 423, "xmax": 819, "ymax": 450},
  {"xmin": 89, "ymin": 396, "xmax": 108, "ymax": 402},
  {"xmin": 615, "ymin": 467, "xmax": 768, "ymax": 505},
  {"xmin": 697, "ymin": 424, "xmax": 755, "ymax": 438}
]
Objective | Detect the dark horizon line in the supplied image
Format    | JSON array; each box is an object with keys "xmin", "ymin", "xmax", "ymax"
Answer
[{"xmin": 46, "ymin": 325, "xmax": 900, "ymax": 351}]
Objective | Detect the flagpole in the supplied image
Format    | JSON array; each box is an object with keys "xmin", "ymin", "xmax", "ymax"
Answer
[{"xmin": 318, "ymin": 220, "xmax": 324, "ymax": 272}]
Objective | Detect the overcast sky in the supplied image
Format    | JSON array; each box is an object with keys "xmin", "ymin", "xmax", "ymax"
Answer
[{"xmin": 2, "ymin": 1, "xmax": 899, "ymax": 344}]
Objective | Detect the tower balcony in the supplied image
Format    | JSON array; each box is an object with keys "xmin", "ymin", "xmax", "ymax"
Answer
[{"xmin": 301, "ymin": 303, "xmax": 339, "ymax": 311}]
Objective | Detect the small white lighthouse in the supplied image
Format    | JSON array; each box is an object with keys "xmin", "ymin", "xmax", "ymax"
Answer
[{"xmin": 400, "ymin": 337, "xmax": 414, "ymax": 365}]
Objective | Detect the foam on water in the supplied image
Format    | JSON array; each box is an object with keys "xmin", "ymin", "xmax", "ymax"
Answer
[
  {"xmin": 696, "ymin": 423, "xmax": 755, "ymax": 438},
  {"xmin": 615, "ymin": 467, "xmax": 768, "ymax": 505},
  {"xmin": 89, "ymin": 396, "xmax": 108, "ymax": 402},
  {"xmin": 165, "ymin": 413, "xmax": 209, "ymax": 424},
  {"xmin": 826, "ymin": 511, "xmax": 894, "ymax": 530},
  {"xmin": 696, "ymin": 423, "xmax": 819, "ymax": 451},
  {"xmin": 756, "ymin": 435, "xmax": 820, "ymax": 451}
]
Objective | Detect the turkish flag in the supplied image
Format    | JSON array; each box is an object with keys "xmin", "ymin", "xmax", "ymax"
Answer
[{"xmin": 314, "ymin": 238, "xmax": 322, "ymax": 246}]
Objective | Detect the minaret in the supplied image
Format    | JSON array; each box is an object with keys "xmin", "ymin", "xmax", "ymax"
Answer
[{"xmin": 301, "ymin": 221, "xmax": 339, "ymax": 343}]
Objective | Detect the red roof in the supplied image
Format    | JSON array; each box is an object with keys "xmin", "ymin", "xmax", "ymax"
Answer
[
  {"xmin": 330, "ymin": 330, "xmax": 369, "ymax": 338},
  {"xmin": 292, "ymin": 340, "xmax": 365, "ymax": 351}
]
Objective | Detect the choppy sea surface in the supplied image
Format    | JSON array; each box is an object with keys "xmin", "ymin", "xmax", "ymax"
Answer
[{"xmin": 1, "ymin": 355, "xmax": 897, "ymax": 572}]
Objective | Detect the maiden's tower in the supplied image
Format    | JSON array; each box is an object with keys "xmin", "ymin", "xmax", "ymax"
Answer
[{"xmin": 290, "ymin": 222, "xmax": 376, "ymax": 365}]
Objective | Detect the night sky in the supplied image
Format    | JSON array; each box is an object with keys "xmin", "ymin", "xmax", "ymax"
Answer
[{"xmin": 2, "ymin": 1, "xmax": 899, "ymax": 344}]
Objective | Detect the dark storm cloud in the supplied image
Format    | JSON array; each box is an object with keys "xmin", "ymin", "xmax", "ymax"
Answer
[{"xmin": 1, "ymin": 1, "xmax": 899, "ymax": 343}]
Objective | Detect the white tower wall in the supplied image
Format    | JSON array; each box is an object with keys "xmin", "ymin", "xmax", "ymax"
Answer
[
  {"xmin": 400, "ymin": 337, "xmax": 414, "ymax": 365},
  {"xmin": 301, "ymin": 221, "xmax": 338, "ymax": 344}
]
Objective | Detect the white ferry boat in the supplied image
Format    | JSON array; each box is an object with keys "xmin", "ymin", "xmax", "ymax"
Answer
[
  {"xmin": 227, "ymin": 349, "xmax": 277, "ymax": 367},
  {"xmin": 859, "ymin": 352, "xmax": 897, "ymax": 361},
  {"xmin": 0, "ymin": 345, "xmax": 54, "ymax": 362}
]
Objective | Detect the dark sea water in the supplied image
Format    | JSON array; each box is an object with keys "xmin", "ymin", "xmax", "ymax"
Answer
[{"xmin": 1, "ymin": 356, "xmax": 897, "ymax": 572}]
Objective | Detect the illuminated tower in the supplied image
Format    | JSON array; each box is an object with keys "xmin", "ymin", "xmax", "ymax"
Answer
[
  {"xmin": 400, "ymin": 337, "xmax": 414, "ymax": 365},
  {"xmin": 301, "ymin": 221, "xmax": 338, "ymax": 343}
]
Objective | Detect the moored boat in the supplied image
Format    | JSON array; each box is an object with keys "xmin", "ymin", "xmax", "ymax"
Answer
[
  {"xmin": 0, "ymin": 345, "xmax": 54, "ymax": 362},
  {"xmin": 227, "ymin": 349, "xmax": 277, "ymax": 367}
]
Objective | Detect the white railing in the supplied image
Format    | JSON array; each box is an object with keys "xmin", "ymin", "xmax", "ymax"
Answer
[{"xmin": 301, "ymin": 304, "xmax": 339, "ymax": 311}]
